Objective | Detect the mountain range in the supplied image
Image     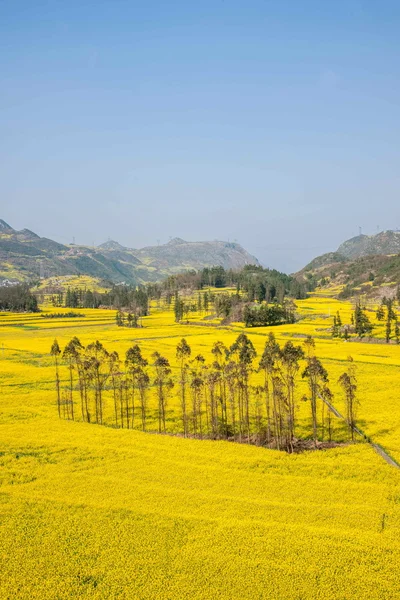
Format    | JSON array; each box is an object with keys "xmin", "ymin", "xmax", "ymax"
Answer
[
  {"xmin": 0, "ymin": 220, "xmax": 260, "ymax": 285},
  {"xmin": 2, "ymin": 218, "xmax": 400, "ymax": 296}
]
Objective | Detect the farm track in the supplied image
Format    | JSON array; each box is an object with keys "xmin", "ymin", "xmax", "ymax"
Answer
[{"xmin": 318, "ymin": 393, "xmax": 400, "ymax": 470}]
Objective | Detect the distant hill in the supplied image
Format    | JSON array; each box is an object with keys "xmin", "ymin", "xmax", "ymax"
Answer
[
  {"xmin": 0, "ymin": 222, "xmax": 260, "ymax": 285},
  {"xmin": 132, "ymin": 238, "xmax": 259, "ymax": 272},
  {"xmin": 337, "ymin": 230, "xmax": 400, "ymax": 259},
  {"xmin": 296, "ymin": 230, "xmax": 400, "ymax": 299}
]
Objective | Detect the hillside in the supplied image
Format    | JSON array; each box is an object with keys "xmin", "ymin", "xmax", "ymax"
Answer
[
  {"xmin": 338, "ymin": 230, "xmax": 400, "ymax": 259},
  {"xmin": 0, "ymin": 221, "xmax": 259, "ymax": 285},
  {"xmin": 296, "ymin": 230, "xmax": 400, "ymax": 298}
]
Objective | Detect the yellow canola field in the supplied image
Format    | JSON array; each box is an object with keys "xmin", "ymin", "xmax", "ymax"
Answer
[{"xmin": 1, "ymin": 296, "xmax": 400, "ymax": 599}]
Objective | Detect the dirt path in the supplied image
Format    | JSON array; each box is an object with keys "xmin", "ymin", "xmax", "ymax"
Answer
[{"xmin": 318, "ymin": 393, "xmax": 400, "ymax": 469}]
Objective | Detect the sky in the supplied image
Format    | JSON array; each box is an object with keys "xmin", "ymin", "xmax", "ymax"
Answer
[{"xmin": 1, "ymin": 0, "xmax": 400, "ymax": 272}]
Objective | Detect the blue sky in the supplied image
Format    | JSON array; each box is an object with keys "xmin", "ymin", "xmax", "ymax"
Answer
[{"xmin": 1, "ymin": 0, "xmax": 400, "ymax": 271}]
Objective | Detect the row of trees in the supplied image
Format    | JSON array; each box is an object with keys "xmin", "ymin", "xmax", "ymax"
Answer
[
  {"xmin": 51, "ymin": 334, "xmax": 359, "ymax": 451},
  {"xmin": 49, "ymin": 285, "xmax": 150, "ymax": 314}
]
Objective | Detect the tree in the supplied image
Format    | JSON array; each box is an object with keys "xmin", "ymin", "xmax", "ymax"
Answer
[
  {"xmin": 383, "ymin": 298, "xmax": 396, "ymax": 343},
  {"xmin": 354, "ymin": 303, "xmax": 373, "ymax": 338},
  {"xmin": 190, "ymin": 355, "xmax": 205, "ymax": 437},
  {"xmin": 125, "ymin": 344, "xmax": 148, "ymax": 429},
  {"xmin": 259, "ymin": 333, "xmax": 280, "ymax": 446},
  {"xmin": 109, "ymin": 351, "xmax": 121, "ymax": 427},
  {"xmin": 395, "ymin": 321, "xmax": 400, "ymax": 345},
  {"xmin": 50, "ymin": 339, "xmax": 61, "ymax": 418},
  {"xmin": 322, "ymin": 386, "xmax": 335, "ymax": 442},
  {"xmin": 206, "ymin": 367, "xmax": 222, "ymax": 438},
  {"xmin": 211, "ymin": 341, "xmax": 229, "ymax": 437},
  {"xmin": 229, "ymin": 333, "xmax": 256, "ymax": 443},
  {"xmin": 332, "ymin": 315, "xmax": 339, "ymax": 338},
  {"xmin": 203, "ymin": 291, "xmax": 209, "ymax": 313},
  {"xmin": 62, "ymin": 337, "xmax": 85, "ymax": 420},
  {"xmin": 302, "ymin": 337, "xmax": 329, "ymax": 446},
  {"xmin": 174, "ymin": 292, "xmax": 184, "ymax": 322},
  {"xmin": 338, "ymin": 357, "xmax": 358, "ymax": 440},
  {"xmin": 278, "ymin": 341, "xmax": 304, "ymax": 452},
  {"xmin": 137, "ymin": 368, "xmax": 150, "ymax": 431},
  {"xmin": 152, "ymin": 352, "xmax": 173, "ymax": 433},
  {"xmin": 176, "ymin": 339, "xmax": 191, "ymax": 436},
  {"xmin": 84, "ymin": 341, "xmax": 110, "ymax": 425}
]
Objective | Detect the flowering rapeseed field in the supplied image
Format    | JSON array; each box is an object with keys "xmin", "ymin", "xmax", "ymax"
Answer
[{"xmin": 1, "ymin": 297, "xmax": 400, "ymax": 599}]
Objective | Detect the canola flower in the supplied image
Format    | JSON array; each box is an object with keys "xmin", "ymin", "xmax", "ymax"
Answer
[{"xmin": 1, "ymin": 295, "xmax": 400, "ymax": 599}]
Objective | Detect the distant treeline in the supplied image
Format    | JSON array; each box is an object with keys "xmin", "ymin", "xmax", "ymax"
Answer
[
  {"xmin": 49, "ymin": 286, "xmax": 150, "ymax": 315},
  {"xmin": 0, "ymin": 284, "xmax": 39, "ymax": 312},
  {"xmin": 51, "ymin": 334, "xmax": 360, "ymax": 451},
  {"xmin": 160, "ymin": 265, "xmax": 310, "ymax": 300}
]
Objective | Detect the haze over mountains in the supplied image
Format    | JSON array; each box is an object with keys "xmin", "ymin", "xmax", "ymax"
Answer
[{"xmin": 0, "ymin": 220, "xmax": 259, "ymax": 284}]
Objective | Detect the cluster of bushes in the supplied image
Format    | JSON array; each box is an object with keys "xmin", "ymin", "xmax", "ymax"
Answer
[{"xmin": 243, "ymin": 301, "xmax": 297, "ymax": 327}]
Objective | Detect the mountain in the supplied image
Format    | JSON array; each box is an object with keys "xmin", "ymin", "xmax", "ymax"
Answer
[
  {"xmin": 132, "ymin": 239, "xmax": 259, "ymax": 272},
  {"xmin": 337, "ymin": 230, "xmax": 400, "ymax": 259},
  {"xmin": 0, "ymin": 219, "xmax": 14, "ymax": 232},
  {"xmin": 296, "ymin": 230, "xmax": 400, "ymax": 299},
  {"xmin": 98, "ymin": 240, "xmax": 130, "ymax": 252},
  {"xmin": 0, "ymin": 222, "xmax": 260, "ymax": 285}
]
